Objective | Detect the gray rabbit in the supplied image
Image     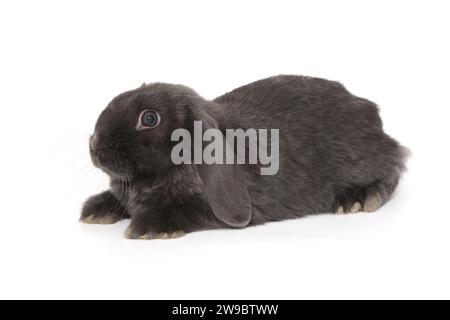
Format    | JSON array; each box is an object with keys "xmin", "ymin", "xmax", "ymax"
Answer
[{"xmin": 81, "ymin": 75, "xmax": 408, "ymax": 239}]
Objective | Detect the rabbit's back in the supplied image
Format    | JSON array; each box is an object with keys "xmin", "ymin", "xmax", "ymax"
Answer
[
  {"xmin": 213, "ymin": 75, "xmax": 407, "ymax": 221},
  {"xmin": 215, "ymin": 75, "xmax": 350, "ymax": 107},
  {"xmin": 214, "ymin": 75, "xmax": 363, "ymax": 130}
]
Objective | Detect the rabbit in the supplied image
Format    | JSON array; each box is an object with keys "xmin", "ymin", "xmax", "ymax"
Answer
[{"xmin": 80, "ymin": 75, "xmax": 408, "ymax": 239}]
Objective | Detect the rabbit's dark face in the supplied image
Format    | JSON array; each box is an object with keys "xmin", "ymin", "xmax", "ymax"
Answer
[{"xmin": 89, "ymin": 84, "xmax": 198, "ymax": 180}]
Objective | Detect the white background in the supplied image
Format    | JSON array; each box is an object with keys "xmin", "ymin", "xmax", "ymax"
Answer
[{"xmin": 0, "ymin": 0, "xmax": 449, "ymax": 300}]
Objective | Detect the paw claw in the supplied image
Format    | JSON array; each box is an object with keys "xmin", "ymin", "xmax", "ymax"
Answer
[
  {"xmin": 364, "ymin": 194, "xmax": 383, "ymax": 212},
  {"xmin": 154, "ymin": 232, "xmax": 169, "ymax": 239},
  {"xmin": 350, "ymin": 202, "xmax": 362, "ymax": 214},
  {"xmin": 124, "ymin": 228, "xmax": 186, "ymax": 240},
  {"xmin": 336, "ymin": 202, "xmax": 363, "ymax": 215},
  {"xmin": 124, "ymin": 227, "xmax": 134, "ymax": 239},
  {"xmin": 336, "ymin": 206, "xmax": 344, "ymax": 214},
  {"xmin": 169, "ymin": 231, "xmax": 186, "ymax": 239},
  {"xmin": 154, "ymin": 231, "xmax": 186, "ymax": 240}
]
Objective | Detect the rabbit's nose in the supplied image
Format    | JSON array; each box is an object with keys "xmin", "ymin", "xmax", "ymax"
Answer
[{"xmin": 89, "ymin": 134, "xmax": 99, "ymax": 151}]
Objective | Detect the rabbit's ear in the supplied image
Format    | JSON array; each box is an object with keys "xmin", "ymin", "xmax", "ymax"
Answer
[
  {"xmin": 186, "ymin": 100, "xmax": 252, "ymax": 228},
  {"xmin": 198, "ymin": 160, "xmax": 252, "ymax": 228}
]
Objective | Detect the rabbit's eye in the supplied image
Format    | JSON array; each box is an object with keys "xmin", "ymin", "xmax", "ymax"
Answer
[{"xmin": 137, "ymin": 110, "xmax": 161, "ymax": 130}]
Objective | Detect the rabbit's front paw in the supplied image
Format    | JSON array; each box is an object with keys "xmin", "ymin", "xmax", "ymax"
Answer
[
  {"xmin": 124, "ymin": 227, "xmax": 186, "ymax": 240},
  {"xmin": 81, "ymin": 213, "xmax": 121, "ymax": 225},
  {"xmin": 124, "ymin": 215, "xmax": 186, "ymax": 240},
  {"xmin": 80, "ymin": 191, "xmax": 128, "ymax": 225}
]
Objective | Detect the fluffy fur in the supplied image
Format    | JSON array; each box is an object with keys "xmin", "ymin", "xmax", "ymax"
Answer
[{"xmin": 81, "ymin": 75, "xmax": 408, "ymax": 239}]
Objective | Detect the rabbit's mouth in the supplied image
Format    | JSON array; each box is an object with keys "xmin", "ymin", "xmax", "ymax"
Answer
[
  {"xmin": 89, "ymin": 134, "xmax": 132, "ymax": 180},
  {"xmin": 91, "ymin": 153, "xmax": 130, "ymax": 180}
]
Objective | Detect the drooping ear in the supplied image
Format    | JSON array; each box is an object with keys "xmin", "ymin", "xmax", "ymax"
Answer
[
  {"xmin": 198, "ymin": 157, "xmax": 252, "ymax": 228},
  {"xmin": 187, "ymin": 99, "xmax": 252, "ymax": 228}
]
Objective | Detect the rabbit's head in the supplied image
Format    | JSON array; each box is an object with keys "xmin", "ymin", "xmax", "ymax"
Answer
[
  {"xmin": 90, "ymin": 83, "xmax": 252, "ymax": 227},
  {"xmin": 90, "ymin": 84, "xmax": 212, "ymax": 178}
]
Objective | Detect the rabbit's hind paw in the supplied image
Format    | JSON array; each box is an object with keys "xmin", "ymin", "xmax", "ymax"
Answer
[
  {"xmin": 363, "ymin": 193, "xmax": 383, "ymax": 212},
  {"xmin": 335, "ymin": 202, "xmax": 363, "ymax": 215}
]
